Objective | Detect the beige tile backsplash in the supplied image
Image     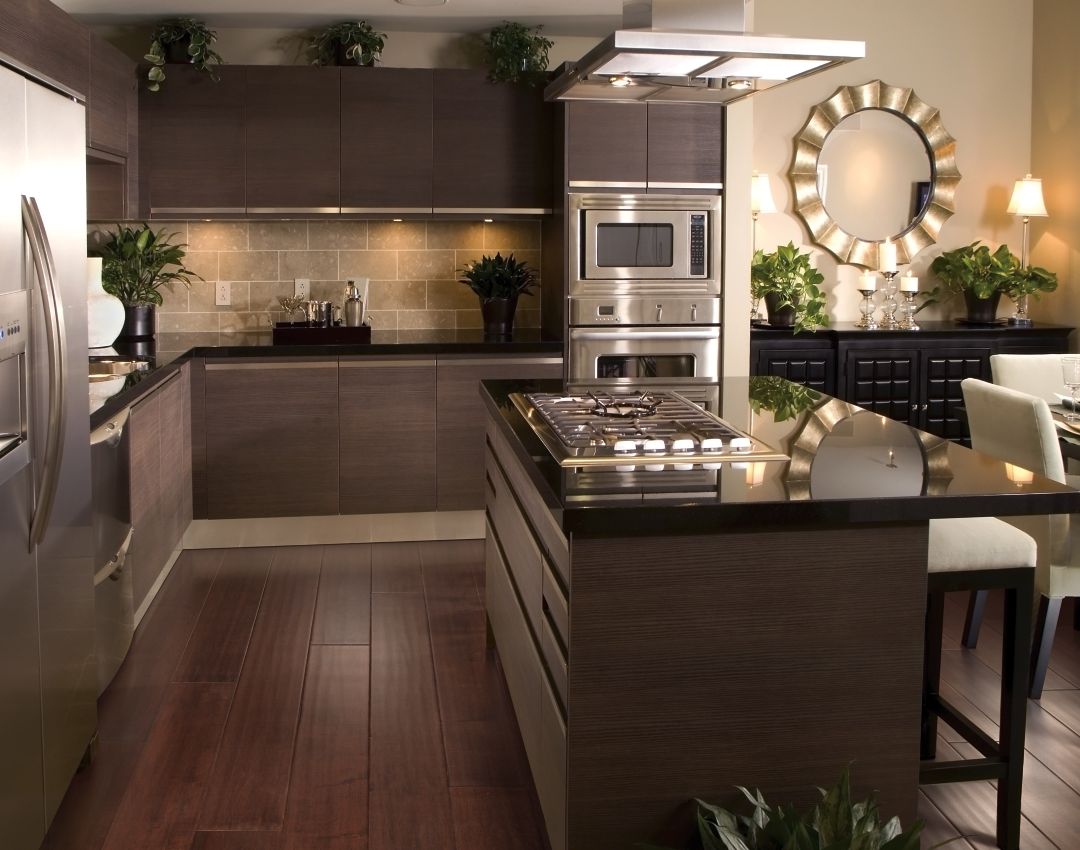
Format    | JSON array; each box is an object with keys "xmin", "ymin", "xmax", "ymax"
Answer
[{"xmin": 93, "ymin": 219, "xmax": 543, "ymax": 332}]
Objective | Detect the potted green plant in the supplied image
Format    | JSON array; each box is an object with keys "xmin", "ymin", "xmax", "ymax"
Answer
[
  {"xmin": 309, "ymin": 21, "xmax": 386, "ymax": 67},
  {"xmin": 923, "ymin": 241, "xmax": 1056, "ymax": 324},
  {"xmin": 90, "ymin": 225, "xmax": 202, "ymax": 339},
  {"xmin": 145, "ymin": 18, "xmax": 223, "ymax": 92},
  {"xmin": 750, "ymin": 243, "xmax": 829, "ymax": 334},
  {"xmin": 459, "ymin": 252, "xmax": 537, "ymax": 337},
  {"xmin": 642, "ymin": 768, "xmax": 926, "ymax": 850},
  {"xmin": 483, "ymin": 21, "xmax": 553, "ymax": 85}
]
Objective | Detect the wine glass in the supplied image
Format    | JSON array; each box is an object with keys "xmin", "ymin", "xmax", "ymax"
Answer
[{"xmin": 1062, "ymin": 356, "xmax": 1080, "ymax": 423}]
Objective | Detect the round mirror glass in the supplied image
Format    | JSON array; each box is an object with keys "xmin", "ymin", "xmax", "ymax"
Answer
[{"xmin": 817, "ymin": 111, "xmax": 933, "ymax": 242}]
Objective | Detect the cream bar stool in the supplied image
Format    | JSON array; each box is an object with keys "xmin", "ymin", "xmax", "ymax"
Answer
[
  {"xmin": 961, "ymin": 377, "xmax": 1080, "ymax": 697},
  {"xmin": 921, "ymin": 515, "xmax": 1035, "ymax": 850}
]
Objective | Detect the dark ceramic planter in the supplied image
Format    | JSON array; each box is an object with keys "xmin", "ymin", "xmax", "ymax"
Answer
[
  {"xmin": 763, "ymin": 292, "xmax": 796, "ymax": 328},
  {"xmin": 963, "ymin": 290, "xmax": 1002, "ymax": 324},
  {"xmin": 119, "ymin": 305, "xmax": 155, "ymax": 340},
  {"xmin": 334, "ymin": 44, "xmax": 375, "ymax": 66},
  {"xmin": 164, "ymin": 40, "xmax": 190, "ymax": 64},
  {"xmin": 480, "ymin": 295, "xmax": 518, "ymax": 338}
]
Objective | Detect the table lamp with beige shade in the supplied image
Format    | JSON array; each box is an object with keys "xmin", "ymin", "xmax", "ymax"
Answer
[{"xmin": 1006, "ymin": 173, "xmax": 1048, "ymax": 325}]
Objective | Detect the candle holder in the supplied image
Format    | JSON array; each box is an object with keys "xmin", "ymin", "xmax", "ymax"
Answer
[
  {"xmin": 855, "ymin": 288, "xmax": 878, "ymax": 329},
  {"xmin": 878, "ymin": 271, "xmax": 900, "ymax": 329},
  {"xmin": 898, "ymin": 291, "xmax": 921, "ymax": 330}
]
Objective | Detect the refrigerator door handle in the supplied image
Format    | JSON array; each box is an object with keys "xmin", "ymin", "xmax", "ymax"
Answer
[{"xmin": 22, "ymin": 195, "xmax": 67, "ymax": 548}]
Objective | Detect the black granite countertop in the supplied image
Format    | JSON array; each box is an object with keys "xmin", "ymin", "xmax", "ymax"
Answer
[
  {"xmin": 481, "ymin": 377, "xmax": 1080, "ymax": 536},
  {"xmin": 89, "ymin": 329, "xmax": 563, "ymax": 429},
  {"xmin": 750, "ymin": 320, "xmax": 1074, "ymax": 337}
]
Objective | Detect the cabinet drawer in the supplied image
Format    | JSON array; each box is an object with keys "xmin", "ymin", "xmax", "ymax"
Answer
[
  {"xmin": 485, "ymin": 528, "xmax": 542, "ymax": 762},
  {"xmin": 536, "ymin": 673, "xmax": 567, "ymax": 850},
  {"xmin": 542, "ymin": 560, "xmax": 569, "ymax": 647},
  {"xmin": 540, "ymin": 614, "xmax": 567, "ymax": 708},
  {"xmin": 486, "ymin": 450, "xmax": 543, "ymax": 637}
]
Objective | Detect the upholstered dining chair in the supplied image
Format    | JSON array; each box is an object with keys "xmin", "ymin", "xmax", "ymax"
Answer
[
  {"xmin": 991, "ymin": 352, "xmax": 1068, "ymax": 404},
  {"xmin": 960, "ymin": 377, "xmax": 1080, "ymax": 698}
]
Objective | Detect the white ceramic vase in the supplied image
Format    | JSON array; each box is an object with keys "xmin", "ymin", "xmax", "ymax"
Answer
[{"xmin": 86, "ymin": 257, "xmax": 124, "ymax": 349}]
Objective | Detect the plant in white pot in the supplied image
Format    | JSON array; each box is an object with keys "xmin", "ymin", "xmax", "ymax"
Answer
[
  {"xmin": 89, "ymin": 225, "xmax": 202, "ymax": 340},
  {"xmin": 459, "ymin": 252, "xmax": 537, "ymax": 337}
]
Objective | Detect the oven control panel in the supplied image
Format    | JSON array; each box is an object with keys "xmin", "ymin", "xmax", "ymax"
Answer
[
  {"xmin": 570, "ymin": 297, "xmax": 720, "ymax": 326},
  {"xmin": 0, "ymin": 290, "xmax": 29, "ymax": 361},
  {"xmin": 690, "ymin": 214, "xmax": 706, "ymax": 277}
]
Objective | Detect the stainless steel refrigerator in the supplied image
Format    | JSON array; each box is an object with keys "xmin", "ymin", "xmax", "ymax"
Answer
[{"xmin": 0, "ymin": 63, "xmax": 96, "ymax": 848}]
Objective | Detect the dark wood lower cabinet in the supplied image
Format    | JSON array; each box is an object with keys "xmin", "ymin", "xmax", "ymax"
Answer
[
  {"xmin": 204, "ymin": 360, "xmax": 339, "ymax": 519},
  {"xmin": 752, "ymin": 322, "xmax": 1072, "ymax": 440},
  {"xmin": 436, "ymin": 356, "xmax": 563, "ymax": 510},
  {"xmin": 127, "ymin": 366, "xmax": 192, "ymax": 613},
  {"xmin": 339, "ymin": 357, "xmax": 437, "ymax": 514}
]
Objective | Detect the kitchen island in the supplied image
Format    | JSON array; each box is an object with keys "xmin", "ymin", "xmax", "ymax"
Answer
[{"xmin": 481, "ymin": 377, "xmax": 1079, "ymax": 850}]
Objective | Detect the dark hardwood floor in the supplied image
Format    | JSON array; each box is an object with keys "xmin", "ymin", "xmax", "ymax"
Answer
[{"xmin": 44, "ymin": 542, "xmax": 1080, "ymax": 849}]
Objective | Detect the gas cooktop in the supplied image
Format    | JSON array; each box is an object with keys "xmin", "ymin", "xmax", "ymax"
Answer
[{"xmin": 511, "ymin": 390, "xmax": 788, "ymax": 468}]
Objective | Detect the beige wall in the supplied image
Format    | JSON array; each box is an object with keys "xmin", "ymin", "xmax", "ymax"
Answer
[
  {"xmin": 1030, "ymin": 0, "xmax": 1080, "ymax": 340},
  {"xmin": 88, "ymin": 220, "xmax": 543, "ymax": 334},
  {"xmin": 752, "ymin": 0, "xmax": 1034, "ymax": 322}
]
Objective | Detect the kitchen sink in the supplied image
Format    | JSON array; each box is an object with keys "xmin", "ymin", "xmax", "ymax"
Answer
[{"xmin": 89, "ymin": 359, "xmax": 150, "ymax": 378}]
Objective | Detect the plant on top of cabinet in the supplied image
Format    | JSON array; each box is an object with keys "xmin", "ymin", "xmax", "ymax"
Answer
[
  {"xmin": 483, "ymin": 21, "xmax": 553, "ymax": 85},
  {"xmin": 920, "ymin": 241, "xmax": 1057, "ymax": 324},
  {"xmin": 144, "ymin": 18, "xmax": 223, "ymax": 92},
  {"xmin": 751, "ymin": 243, "xmax": 828, "ymax": 334},
  {"xmin": 90, "ymin": 224, "xmax": 201, "ymax": 339},
  {"xmin": 459, "ymin": 252, "xmax": 537, "ymax": 336},
  {"xmin": 309, "ymin": 21, "xmax": 386, "ymax": 66}
]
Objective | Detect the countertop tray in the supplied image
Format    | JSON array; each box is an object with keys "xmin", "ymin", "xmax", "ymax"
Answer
[{"xmin": 271, "ymin": 323, "xmax": 372, "ymax": 345}]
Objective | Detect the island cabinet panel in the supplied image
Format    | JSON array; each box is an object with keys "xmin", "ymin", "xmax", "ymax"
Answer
[
  {"xmin": 432, "ymin": 69, "xmax": 554, "ymax": 210},
  {"xmin": 565, "ymin": 102, "xmax": 648, "ymax": 186},
  {"xmin": 340, "ymin": 68, "xmax": 433, "ymax": 211},
  {"xmin": 244, "ymin": 66, "xmax": 340, "ymax": 212},
  {"xmin": 203, "ymin": 360, "xmax": 339, "ymax": 518},
  {"xmin": 87, "ymin": 34, "xmax": 134, "ymax": 156},
  {"xmin": 0, "ymin": 0, "xmax": 88, "ymax": 97},
  {"xmin": 126, "ymin": 368, "xmax": 191, "ymax": 614},
  {"xmin": 646, "ymin": 103, "xmax": 724, "ymax": 186},
  {"xmin": 139, "ymin": 65, "xmax": 246, "ymax": 216},
  {"xmin": 338, "ymin": 357, "xmax": 436, "ymax": 514},
  {"xmin": 435, "ymin": 355, "xmax": 563, "ymax": 510}
]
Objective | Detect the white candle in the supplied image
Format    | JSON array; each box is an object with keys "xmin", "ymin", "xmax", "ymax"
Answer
[
  {"xmin": 900, "ymin": 272, "xmax": 919, "ymax": 293},
  {"xmin": 859, "ymin": 271, "xmax": 878, "ymax": 291},
  {"xmin": 879, "ymin": 240, "xmax": 898, "ymax": 273}
]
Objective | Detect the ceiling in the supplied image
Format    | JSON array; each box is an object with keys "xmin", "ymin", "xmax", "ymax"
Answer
[{"xmin": 53, "ymin": 0, "xmax": 626, "ymax": 35}]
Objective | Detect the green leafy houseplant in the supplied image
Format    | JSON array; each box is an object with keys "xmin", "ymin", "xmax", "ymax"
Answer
[
  {"xmin": 643, "ymin": 769, "xmax": 928, "ymax": 850},
  {"xmin": 751, "ymin": 242, "xmax": 829, "ymax": 334},
  {"xmin": 459, "ymin": 252, "xmax": 537, "ymax": 302},
  {"xmin": 483, "ymin": 21, "xmax": 554, "ymax": 85},
  {"xmin": 91, "ymin": 225, "xmax": 201, "ymax": 307},
  {"xmin": 920, "ymin": 241, "xmax": 1057, "ymax": 311},
  {"xmin": 309, "ymin": 21, "xmax": 386, "ymax": 67},
  {"xmin": 145, "ymin": 18, "xmax": 222, "ymax": 92},
  {"xmin": 749, "ymin": 375, "xmax": 823, "ymax": 423}
]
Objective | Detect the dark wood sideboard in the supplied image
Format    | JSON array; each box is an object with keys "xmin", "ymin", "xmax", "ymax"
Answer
[{"xmin": 750, "ymin": 322, "xmax": 1073, "ymax": 443}]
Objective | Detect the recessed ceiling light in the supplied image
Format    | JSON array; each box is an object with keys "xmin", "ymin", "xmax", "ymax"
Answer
[
  {"xmin": 483, "ymin": 218, "xmax": 493, "ymax": 223},
  {"xmin": 395, "ymin": 0, "xmax": 447, "ymax": 6},
  {"xmin": 609, "ymin": 75, "xmax": 634, "ymax": 88},
  {"xmin": 392, "ymin": 218, "xmax": 403, "ymax": 222}
]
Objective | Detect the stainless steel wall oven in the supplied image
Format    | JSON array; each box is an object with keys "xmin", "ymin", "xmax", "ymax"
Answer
[{"xmin": 567, "ymin": 193, "xmax": 722, "ymax": 406}]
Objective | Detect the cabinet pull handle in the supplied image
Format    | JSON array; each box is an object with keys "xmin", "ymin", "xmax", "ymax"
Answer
[
  {"xmin": 439, "ymin": 357, "xmax": 563, "ymax": 367},
  {"xmin": 205, "ymin": 361, "xmax": 337, "ymax": 371},
  {"xmin": 339, "ymin": 358, "xmax": 436, "ymax": 368}
]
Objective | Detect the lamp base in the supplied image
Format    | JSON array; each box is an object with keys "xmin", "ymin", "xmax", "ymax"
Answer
[{"xmin": 1008, "ymin": 316, "xmax": 1034, "ymax": 327}]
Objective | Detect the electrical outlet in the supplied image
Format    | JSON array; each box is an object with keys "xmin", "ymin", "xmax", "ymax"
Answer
[
  {"xmin": 215, "ymin": 281, "xmax": 230, "ymax": 306},
  {"xmin": 294, "ymin": 278, "xmax": 310, "ymax": 300}
]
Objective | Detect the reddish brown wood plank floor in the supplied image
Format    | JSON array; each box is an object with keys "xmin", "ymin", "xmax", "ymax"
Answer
[{"xmin": 46, "ymin": 546, "xmax": 1080, "ymax": 849}]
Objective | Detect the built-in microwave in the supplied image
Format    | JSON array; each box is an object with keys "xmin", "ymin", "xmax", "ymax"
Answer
[{"xmin": 571, "ymin": 193, "xmax": 722, "ymax": 289}]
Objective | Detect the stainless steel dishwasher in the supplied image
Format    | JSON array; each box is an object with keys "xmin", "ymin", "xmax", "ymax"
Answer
[{"xmin": 90, "ymin": 405, "xmax": 134, "ymax": 696}]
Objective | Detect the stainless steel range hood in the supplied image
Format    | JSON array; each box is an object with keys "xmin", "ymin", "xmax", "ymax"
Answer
[{"xmin": 545, "ymin": 0, "xmax": 864, "ymax": 105}]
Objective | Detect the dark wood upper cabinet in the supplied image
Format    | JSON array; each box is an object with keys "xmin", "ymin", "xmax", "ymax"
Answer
[
  {"xmin": 139, "ymin": 65, "xmax": 246, "ymax": 215},
  {"xmin": 646, "ymin": 103, "xmax": 723, "ymax": 186},
  {"xmin": 340, "ymin": 67, "xmax": 433, "ymax": 210},
  {"xmin": 0, "ymin": 0, "xmax": 88, "ymax": 98},
  {"xmin": 433, "ymin": 70, "xmax": 553, "ymax": 210},
  {"xmin": 566, "ymin": 102, "xmax": 647, "ymax": 186},
  {"xmin": 245, "ymin": 66, "xmax": 340, "ymax": 211},
  {"xmin": 88, "ymin": 34, "xmax": 134, "ymax": 156}
]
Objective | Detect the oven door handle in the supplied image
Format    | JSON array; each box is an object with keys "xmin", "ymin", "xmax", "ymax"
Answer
[{"xmin": 570, "ymin": 329, "xmax": 719, "ymax": 341}]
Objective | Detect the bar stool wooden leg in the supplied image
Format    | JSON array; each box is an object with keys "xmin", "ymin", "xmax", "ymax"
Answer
[
  {"xmin": 921, "ymin": 591, "xmax": 945, "ymax": 761},
  {"xmin": 998, "ymin": 581, "xmax": 1032, "ymax": 850},
  {"xmin": 963, "ymin": 589, "xmax": 988, "ymax": 648}
]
